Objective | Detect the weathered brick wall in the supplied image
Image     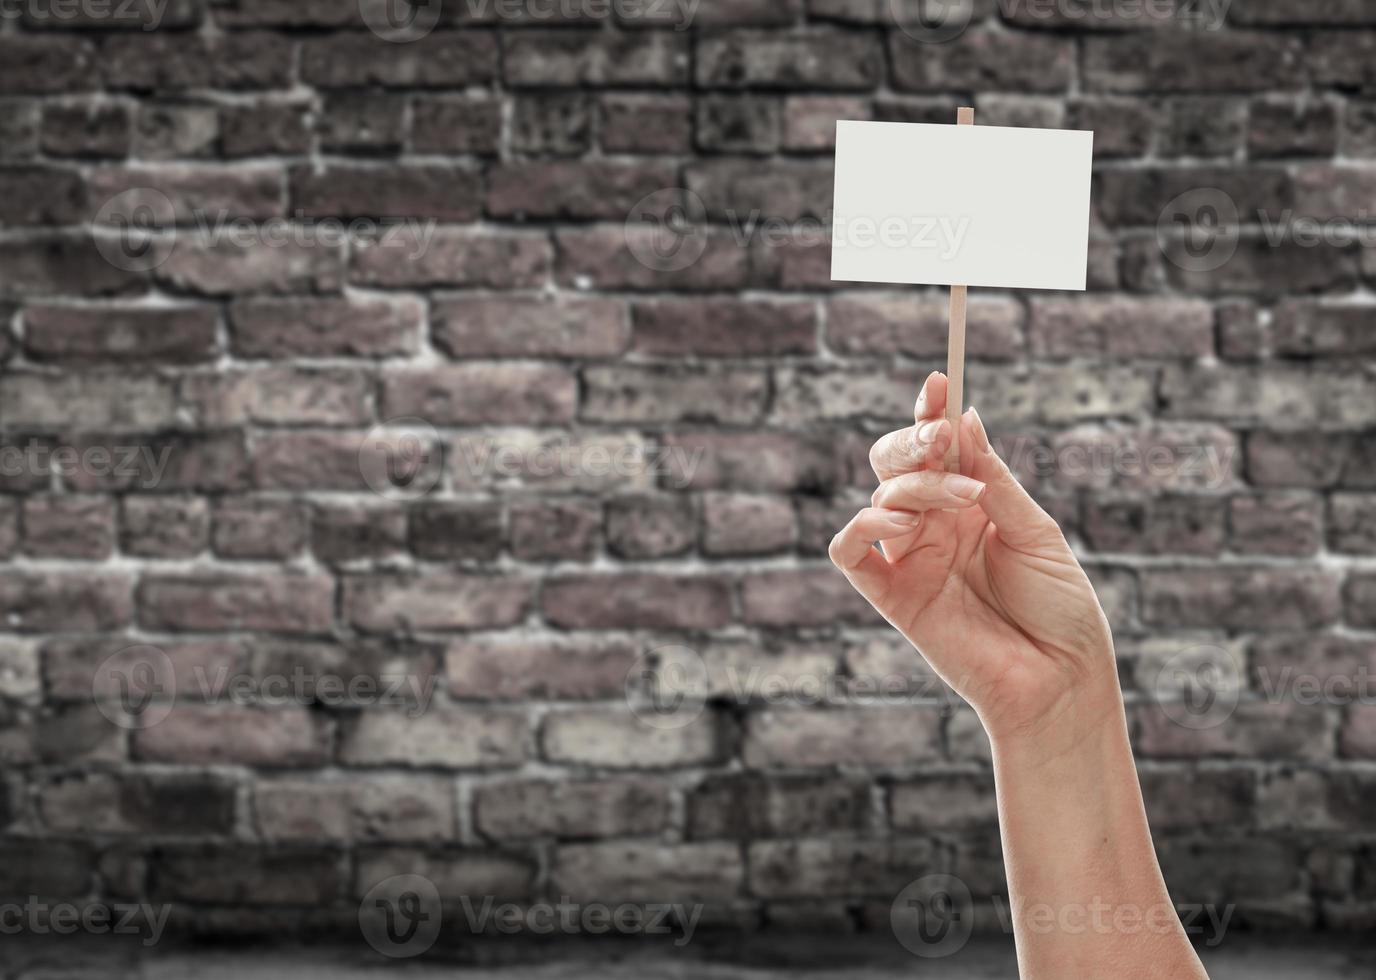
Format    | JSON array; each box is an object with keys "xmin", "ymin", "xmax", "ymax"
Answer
[{"xmin": 0, "ymin": 0, "xmax": 1373, "ymax": 946}]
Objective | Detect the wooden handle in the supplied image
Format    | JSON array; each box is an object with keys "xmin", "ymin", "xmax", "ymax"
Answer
[{"xmin": 943, "ymin": 106, "xmax": 974, "ymax": 473}]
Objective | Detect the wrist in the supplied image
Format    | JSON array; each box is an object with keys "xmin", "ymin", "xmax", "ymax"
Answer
[{"xmin": 984, "ymin": 667, "xmax": 1130, "ymax": 773}]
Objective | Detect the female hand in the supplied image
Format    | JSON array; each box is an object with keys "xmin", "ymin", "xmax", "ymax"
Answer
[{"xmin": 829, "ymin": 371, "xmax": 1121, "ymax": 749}]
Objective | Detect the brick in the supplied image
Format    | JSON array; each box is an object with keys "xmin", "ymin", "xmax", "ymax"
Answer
[
  {"xmin": 750, "ymin": 838, "xmax": 935, "ymax": 898},
  {"xmin": 21, "ymin": 495, "xmax": 115, "ymax": 559},
  {"xmin": 1134, "ymin": 701, "xmax": 1331, "ymax": 762},
  {"xmin": 22, "ymin": 305, "xmax": 217, "ymax": 364},
  {"xmin": 1070, "ymin": 98, "xmax": 1155, "ymax": 158},
  {"xmin": 446, "ymin": 635, "xmax": 635, "ymax": 701},
  {"xmin": 541, "ymin": 708, "xmax": 725, "ymax": 768},
  {"xmin": 504, "ymin": 30, "xmax": 688, "ymax": 87},
  {"xmin": 311, "ymin": 503, "xmax": 408, "ymax": 565},
  {"xmin": 300, "ymin": 32, "xmax": 498, "ymax": 88},
  {"xmin": 784, "ymin": 96, "xmax": 869, "ymax": 151},
  {"xmin": 134, "ymin": 705, "xmax": 331, "ymax": 767},
  {"xmin": 542, "ymin": 573, "xmax": 732, "ymax": 629},
  {"xmin": 1228, "ymin": 492, "xmax": 1323, "ymax": 557},
  {"xmin": 687, "ymin": 159, "xmax": 832, "ymax": 222},
  {"xmin": 702, "ymin": 493, "xmax": 794, "ymax": 557},
  {"xmin": 555, "ymin": 225, "xmax": 762, "ymax": 291},
  {"xmin": 743, "ymin": 707, "xmax": 942, "ymax": 768},
  {"xmin": 696, "ymin": 96, "xmax": 781, "ymax": 154},
  {"xmin": 0, "ymin": 372, "xmax": 175, "ymax": 430},
  {"xmin": 1330, "ymin": 495, "xmax": 1376, "ymax": 553},
  {"xmin": 252, "ymin": 430, "xmax": 437, "ymax": 492},
  {"xmin": 1028, "ymin": 297, "xmax": 1212, "ymax": 358},
  {"xmin": 772, "ymin": 367, "xmax": 919, "ymax": 425},
  {"xmin": 633, "ymin": 298, "xmax": 816, "ymax": 356},
  {"xmin": 291, "ymin": 165, "xmax": 480, "ymax": 221},
  {"xmin": 344, "ymin": 573, "xmax": 532, "ymax": 632},
  {"xmin": 1140, "ymin": 767, "xmax": 1257, "ymax": 831},
  {"xmin": 149, "ymin": 846, "xmax": 343, "ymax": 905},
  {"xmin": 1312, "ymin": 32, "xmax": 1376, "ymax": 91},
  {"xmin": 698, "ymin": 31, "xmax": 880, "ymax": 89},
  {"xmin": 743, "ymin": 568, "xmax": 884, "ymax": 628},
  {"xmin": 828, "ymin": 294, "xmax": 1022, "ymax": 359},
  {"xmin": 0, "ymin": 572, "xmax": 132, "ymax": 632},
  {"xmin": 511, "ymin": 93, "xmax": 593, "ymax": 156},
  {"xmin": 381, "ymin": 365, "xmax": 577, "ymax": 425},
  {"xmin": 409, "ymin": 95, "xmax": 500, "ymax": 155},
  {"xmin": 220, "ymin": 102, "xmax": 311, "ymax": 157},
  {"xmin": 509, "ymin": 499, "xmax": 601, "ymax": 561},
  {"xmin": 1083, "ymin": 494, "xmax": 1225, "ymax": 556},
  {"xmin": 0, "ymin": 236, "xmax": 142, "ymax": 298},
  {"xmin": 120, "ymin": 497, "xmax": 209, "ymax": 557},
  {"xmin": 451, "ymin": 429, "xmax": 656, "ymax": 494},
  {"xmin": 434, "ymin": 295, "xmax": 626, "ymax": 359},
  {"xmin": 139, "ymin": 573, "xmax": 334, "ymax": 633},
  {"xmin": 1347, "ymin": 575, "xmax": 1376, "ymax": 630},
  {"xmin": 599, "ymin": 94, "xmax": 692, "ymax": 153},
  {"xmin": 211, "ymin": 497, "xmax": 308, "ymax": 560},
  {"xmin": 1084, "ymin": 33, "xmax": 1304, "ymax": 93},
  {"xmin": 254, "ymin": 777, "xmax": 455, "ymax": 843},
  {"xmin": 37, "ymin": 102, "xmax": 124, "ymax": 160},
  {"xmin": 408, "ymin": 501, "xmax": 502, "ymax": 562},
  {"xmin": 317, "ymin": 93, "xmax": 407, "ymax": 153},
  {"xmin": 605, "ymin": 494, "xmax": 695, "ymax": 559},
  {"xmin": 340, "ymin": 706, "xmax": 526, "ymax": 769},
  {"xmin": 0, "ymin": 36, "xmax": 99, "ymax": 94},
  {"xmin": 552, "ymin": 841, "xmax": 743, "ymax": 903},
  {"xmin": 0, "ymin": 499, "xmax": 14, "ymax": 558},
  {"xmin": 1157, "ymin": 97, "xmax": 1246, "ymax": 158},
  {"xmin": 1161, "ymin": 365, "xmax": 1376, "ymax": 429},
  {"xmin": 487, "ymin": 161, "xmax": 675, "ymax": 220},
  {"xmin": 1232, "ymin": 0, "xmax": 1376, "ymax": 24},
  {"xmin": 1142, "ymin": 567, "xmax": 1340, "ymax": 630},
  {"xmin": 87, "ymin": 165, "xmax": 282, "ymax": 224},
  {"xmin": 890, "ymin": 772, "xmax": 998, "ymax": 832},
  {"xmin": 689, "ymin": 775, "xmax": 870, "ymax": 838},
  {"xmin": 353, "ymin": 230, "xmax": 550, "ymax": 289},
  {"xmin": 0, "ymin": 101, "xmax": 40, "ymax": 160},
  {"xmin": 1249, "ymin": 98, "xmax": 1340, "ymax": 158},
  {"xmin": 0, "ymin": 841, "xmax": 91, "ymax": 894},
  {"xmin": 354, "ymin": 847, "xmax": 535, "ymax": 903},
  {"xmin": 156, "ymin": 234, "xmax": 340, "ymax": 299},
  {"xmin": 230, "ymin": 297, "xmax": 422, "ymax": 358},
  {"xmin": 65, "ymin": 432, "xmax": 250, "ymax": 493},
  {"xmin": 181, "ymin": 367, "xmax": 371, "ymax": 427},
  {"xmin": 38, "ymin": 772, "xmax": 235, "ymax": 836},
  {"xmin": 890, "ymin": 30, "xmax": 1073, "ymax": 93},
  {"xmin": 583, "ymin": 365, "xmax": 767, "ymax": 425},
  {"xmin": 662, "ymin": 431, "xmax": 842, "ymax": 492},
  {"xmin": 0, "ymin": 167, "xmax": 86, "ymax": 226},
  {"xmin": 475, "ymin": 779, "xmax": 671, "ymax": 841},
  {"xmin": 1271, "ymin": 302, "xmax": 1376, "ymax": 358},
  {"xmin": 135, "ymin": 103, "xmax": 219, "ymax": 160}
]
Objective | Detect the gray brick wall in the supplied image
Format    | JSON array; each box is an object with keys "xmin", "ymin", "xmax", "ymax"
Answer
[{"xmin": 0, "ymin": 0, "xmax": 1373, "ymax": 944}]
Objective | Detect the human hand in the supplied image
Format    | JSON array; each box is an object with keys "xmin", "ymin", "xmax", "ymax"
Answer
[{"xmin": 829, "ymin": 372, "xmax": 1121, "ymax": 750}]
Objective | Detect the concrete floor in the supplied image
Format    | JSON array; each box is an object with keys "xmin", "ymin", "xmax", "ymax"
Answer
[{"xmin": 4, "ymin": 937, "xmax": 1375, "ymax": 980}]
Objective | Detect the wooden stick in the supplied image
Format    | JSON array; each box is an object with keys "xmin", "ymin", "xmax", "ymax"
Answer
[{"xmin": 944, "ymin": 106, "xmax": 975, "ymax": 474}]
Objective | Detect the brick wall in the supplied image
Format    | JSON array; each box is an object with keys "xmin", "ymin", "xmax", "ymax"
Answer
[{"xmin": 0, "ymin": 0, "xmax": 1374, "ymax": 945}]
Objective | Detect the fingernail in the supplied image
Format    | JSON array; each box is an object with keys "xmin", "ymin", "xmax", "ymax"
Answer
[
  {"xmin": 915, "ymin": 419, "xmax": 950, "ymax": 447},
  {"xmin": 946, "ymin": 475, "xmax": 986, "ymax": 501},
  {"xmin": 915, "ymin": 371, "xmax": 939, "ymax": 413},
  {"xmin": 968, "ymin": 407, "xmax": 991, "ymax": 454}
]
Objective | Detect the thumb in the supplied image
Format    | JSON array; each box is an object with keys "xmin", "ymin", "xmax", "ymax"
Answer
[{"xmin": 962, "ymin": 408, "xmax": 1064, "ymax": 552}]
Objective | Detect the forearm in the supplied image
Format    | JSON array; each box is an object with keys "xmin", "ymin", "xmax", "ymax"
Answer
[{"xmin": 987, "ymin": 678, "xmax": 1209, "ymax": 980}]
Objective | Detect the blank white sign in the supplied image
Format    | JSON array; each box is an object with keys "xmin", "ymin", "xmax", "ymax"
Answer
[{"xmin": 831, "ymin": 120, "xmax": 1094, "ymax": 291}]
